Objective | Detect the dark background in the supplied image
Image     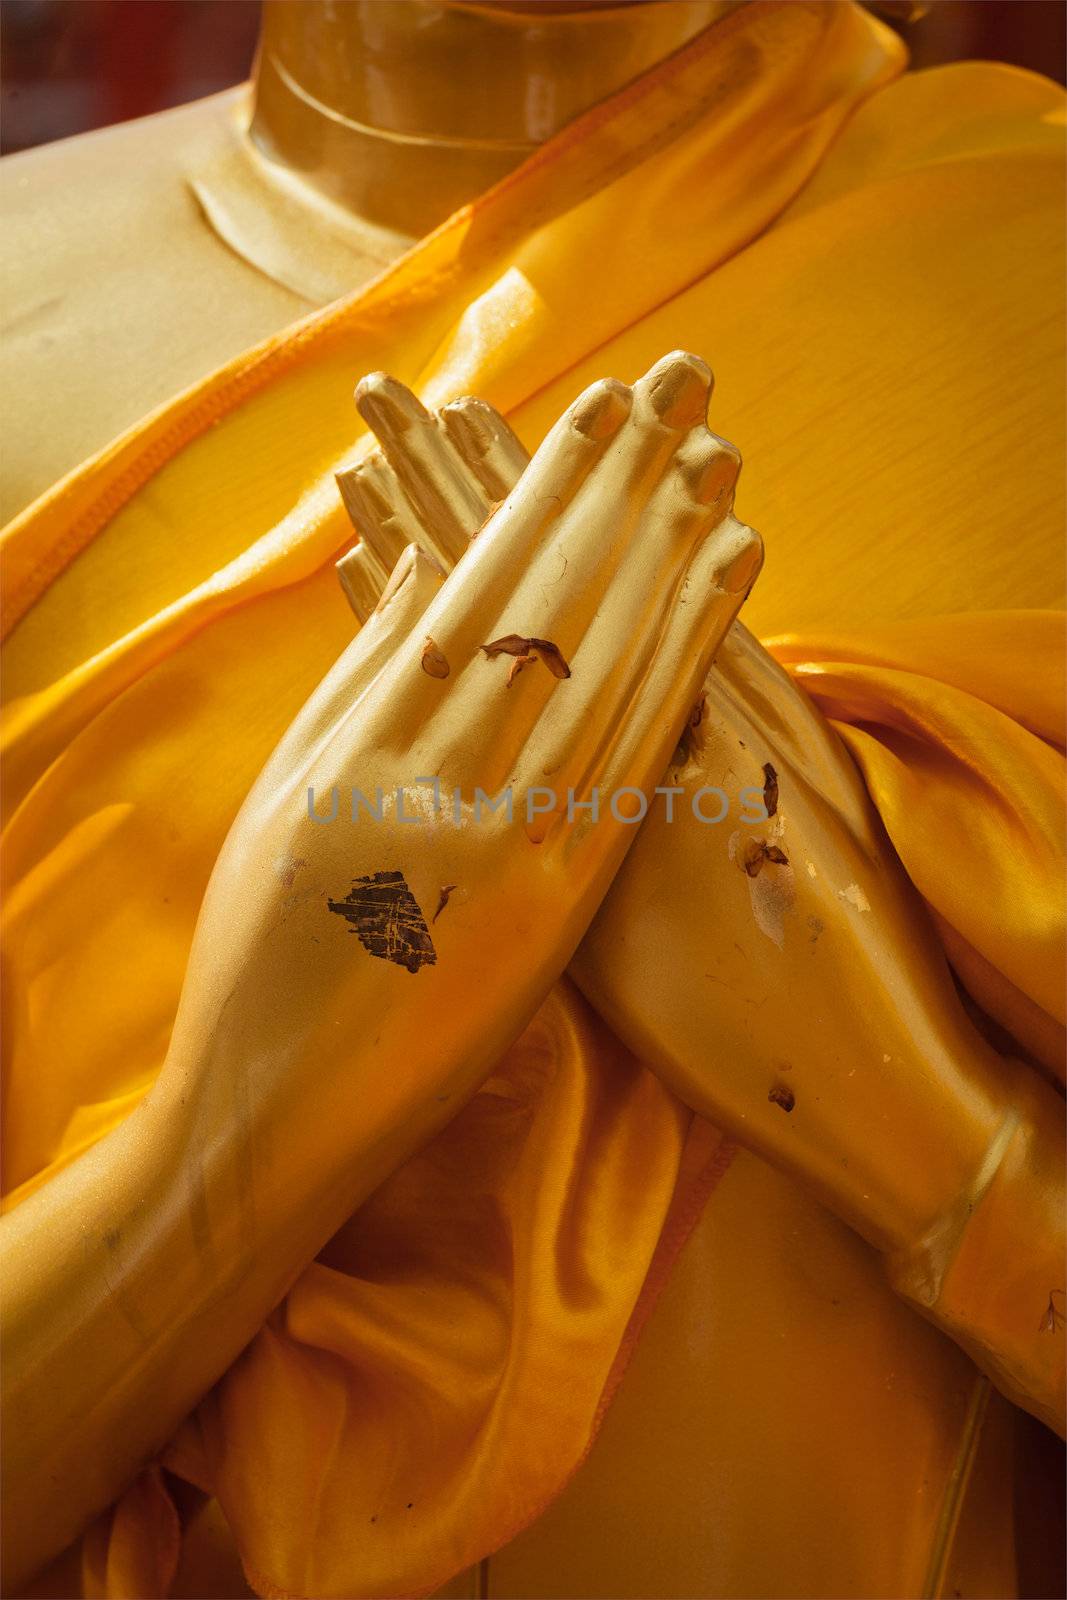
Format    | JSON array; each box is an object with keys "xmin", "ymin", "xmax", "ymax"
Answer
[{"xmin": 1, "ymin": 0, "xmax": 1065, "ymax": 157}]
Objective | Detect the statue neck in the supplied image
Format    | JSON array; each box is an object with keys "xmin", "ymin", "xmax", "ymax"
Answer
[{"xmin": 250, "ymin": 1, "xmax": 735, "ymax": 242}]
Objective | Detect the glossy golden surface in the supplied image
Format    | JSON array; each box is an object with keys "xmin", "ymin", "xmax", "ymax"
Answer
[
  {"xmin": 252, "ymin": 1, "xmax": 734, "ymax": 235},
  {"xmin": 1, "ymin": 354, "xmax": 761, "ymax": 1591},
  {"xmin": 2, "ymin": 2, "xmax": 1063, "ymax": 1593},
  {"xmin": 335, "ymin": 375, "xmax": 1066, "ymax": 1437}
]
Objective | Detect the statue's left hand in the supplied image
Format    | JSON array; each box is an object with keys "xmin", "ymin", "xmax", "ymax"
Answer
[
  {"xmin": 1, "ymin": 355, "xmax": 761, "ymax": 1592},
  {"xmin": 157, "ymin": 354, "xmax": 760, "ymax": 1249}
]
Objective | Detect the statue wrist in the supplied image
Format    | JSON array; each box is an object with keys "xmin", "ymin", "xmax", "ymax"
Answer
[{"xmin": 885, "ymin": 1063, "xmax": 1065, "ymax": 1435}]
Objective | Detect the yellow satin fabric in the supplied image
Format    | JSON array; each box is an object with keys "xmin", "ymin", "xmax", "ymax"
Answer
[
  {"xmin": 162, "ymin": 991, "xmax": 728, "ymax": 1599},
  {"xmin": 3, "ymin": 3, "xmax": 1065, "ymax": 1596},
  {"xmin": 81, "ymin": 1468, "xmax": 180, "ymax": 1600},
  {"xmin": 769, "ymin": 613, "xmax": 1067, "ymax": 1084}
]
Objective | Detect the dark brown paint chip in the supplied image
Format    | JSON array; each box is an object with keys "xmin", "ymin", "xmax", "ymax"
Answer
[
  {"xmin": 481, "ymin": 634, "xmax": 571, "ymax": 679},
  {"xmin": 741, "ymin": 839, "xmax": 789, "ymax": 877},
  {"xmin": 768, "ymin": 1083, "xmax": 796, "ymax": 1113},
  {"xmin": 421, "ymin": 637, "xmax": 450, "ymax": 679},
  {"xmin": 481, "ymin": 633, "xmax": 531, "ymax": 659},
  {"xmin": 433, "ymin": 884, "xmax": 458, "ymax": 923},
  {"xmin": 762, "ymin": 762, "xmax": 779, "ymax": 818},
  {"xmin": 327, "ymin": 870, "xmax": 436, "ymax": 974}
]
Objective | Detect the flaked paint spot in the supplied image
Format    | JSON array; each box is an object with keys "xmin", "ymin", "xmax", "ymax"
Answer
[
  {"xmin": 762, "ymin": 762, "xmax": 779, "ymax": 818},
  {"xmin": 328, "ymin": 870, "xmax": 436, "ymax": 974}
]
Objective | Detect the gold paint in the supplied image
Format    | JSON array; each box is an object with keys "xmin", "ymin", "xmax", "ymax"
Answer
[
  {"xmin": 336, "ymin": 372, "xmax": 1065, "ymax": 1438},
  {"xmin": 251, "ymin": 1, "xmax": 735, "ymax": 234},
  {"xmin": 0, "ymin": 355, "xmax": 759, "ymax": 1590},
  {"xmin": 1, "ymin": 5, "xmax": 1061, "ymax": 1592}
]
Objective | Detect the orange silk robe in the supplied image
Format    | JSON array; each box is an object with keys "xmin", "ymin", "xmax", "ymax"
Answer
[{"xmin": 3, "ymin": 3, "xmax": 1064, "ymax": 1596}]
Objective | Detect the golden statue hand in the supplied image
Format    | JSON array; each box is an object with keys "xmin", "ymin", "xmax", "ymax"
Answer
[
  {"xmin": 161, "ymin": 356, "xmax": 760, "ymax": 1217},
  {"xmin": 339, "ymin": 365, "xmax": 1064, "ymax": 1437},
  {"xmin": 577, "ymin": 620, "xmax": 1065, "ymax": 1437},
  {"xmin": 1, "ymin": 355, "xmax": 760, "ymax": 1591}
]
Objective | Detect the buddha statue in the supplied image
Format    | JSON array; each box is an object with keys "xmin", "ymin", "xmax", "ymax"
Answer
[{"xmin": 2, "ymin": 4, "xmax": 1063, "ymax": 1597}]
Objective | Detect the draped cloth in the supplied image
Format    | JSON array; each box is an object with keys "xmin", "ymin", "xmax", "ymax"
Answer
[
  {"xmin": 769, "ymin": 614, "xmax": 1066, "ymax": 1087},
  {"xmin": 2, "ymin": 3, "xmax": 1064, "ymax": 1596}
]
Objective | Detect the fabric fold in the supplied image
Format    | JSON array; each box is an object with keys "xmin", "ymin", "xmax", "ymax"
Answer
[{"xmin": 768, "ymin": 615, "xmax": 1067, "ymax": 1078}]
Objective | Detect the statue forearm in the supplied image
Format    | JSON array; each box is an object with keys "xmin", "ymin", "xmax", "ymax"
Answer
[
  {"xmin": 3, "ymin": 352, "xmax": 756, "ymax": 1589},
  {"xmin": 0, "ymin": 1081, "xmax": 311, "ymax": 1593}
]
